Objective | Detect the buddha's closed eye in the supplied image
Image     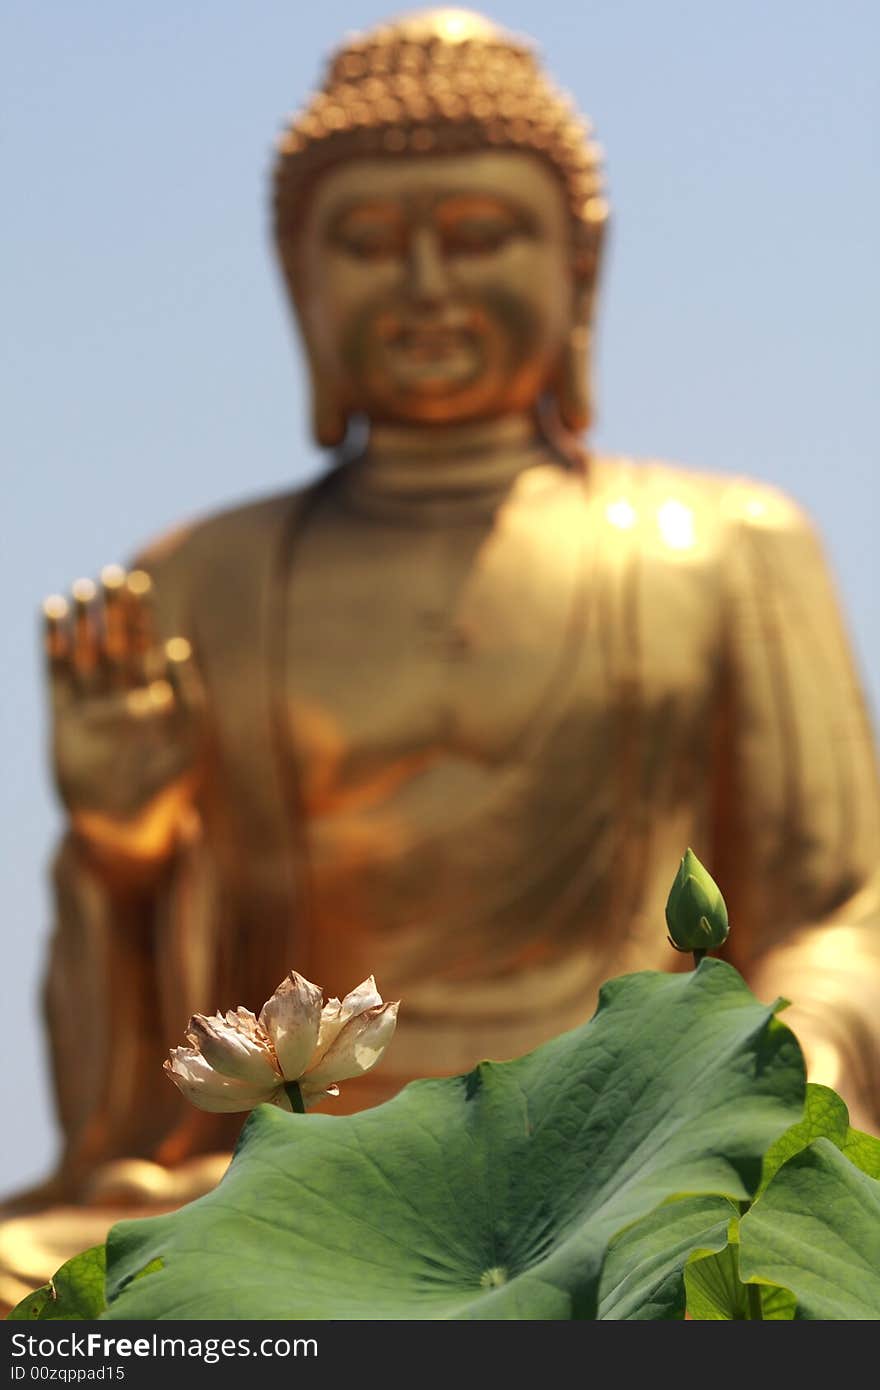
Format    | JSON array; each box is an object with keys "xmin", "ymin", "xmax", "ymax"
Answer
[{"xmin": 331, "ymin": 194, "xmax": 536, "ymax": 262}]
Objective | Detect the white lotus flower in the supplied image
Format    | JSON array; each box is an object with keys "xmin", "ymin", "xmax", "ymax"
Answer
[{"xmin": 164, "ymin": 972, "xmax": 399, "ymax": 1113}]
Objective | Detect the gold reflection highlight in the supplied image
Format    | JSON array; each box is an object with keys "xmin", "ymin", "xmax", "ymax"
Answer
[{"xmin": 657, "ymin": 498, "xmax": 696, "ymax": 552}]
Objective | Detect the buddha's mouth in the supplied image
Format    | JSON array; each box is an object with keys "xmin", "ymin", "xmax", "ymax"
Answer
[
  {"xmin": 377, "ymin": 323, "xmax": 483, "ymax": 393},
  {"xmin": 387, "ymin": 325, "xmax": 476, "ymax": 361},
  {"xmin": 349, "ymin": 306, "xmax": 501, "ymax": 403}
]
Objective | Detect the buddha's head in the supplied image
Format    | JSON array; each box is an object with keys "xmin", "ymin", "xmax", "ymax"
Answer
[{"xmin": 273, "ymin": 9, "xmax": 608, "ymax": 448}]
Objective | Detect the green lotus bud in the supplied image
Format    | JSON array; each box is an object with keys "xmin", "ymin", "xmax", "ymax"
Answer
[{"xmin": 665, "ymin": 848, "xmax": 729, "ymax": 954}]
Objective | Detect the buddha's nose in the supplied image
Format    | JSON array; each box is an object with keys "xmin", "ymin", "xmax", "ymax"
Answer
[{"xmin": 405, "ymin": 226, "xmax": 450, "ymax": 308}]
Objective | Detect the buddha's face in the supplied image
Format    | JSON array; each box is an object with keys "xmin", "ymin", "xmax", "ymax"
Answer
[{"xmin": 292, "ymin": 150, "xmax": 576, "ymax": 426}]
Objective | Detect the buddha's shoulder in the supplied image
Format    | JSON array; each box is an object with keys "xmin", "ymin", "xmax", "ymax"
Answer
[
  {"xmin": 588, "ymin": 454, "xmax": 815, "ymax": 541},
  {"xmin": 132, "ymin": 481, "xmax": 320, "ymax": 584}
]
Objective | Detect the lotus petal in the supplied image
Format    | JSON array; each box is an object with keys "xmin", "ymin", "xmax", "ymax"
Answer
[
  {"xmin": 260, "ymin": 972, "xmax": 324, "ymax": 1081},
  {"xmin": 164, "ymin": 1050, "xmax": 277, "ymax": 1113},
  {"xmin": 305, "ymin": 1001, "xmax": 399, "ymax": 1086},
  {"xmin": 187, "ymin": 1013, "xmax": 281, "ymax": 1088},
  {"xmin": 312, "ymin": 976, "xmax": 384, "ymax": 1061}
]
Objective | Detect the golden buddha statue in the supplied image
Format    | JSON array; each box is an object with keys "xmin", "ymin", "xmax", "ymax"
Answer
[{"xmin": 3, "ymin": 7, "xmax": 880, "ymax": 1309}]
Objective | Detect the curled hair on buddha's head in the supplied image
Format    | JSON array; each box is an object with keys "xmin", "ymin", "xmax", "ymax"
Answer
[{"xmin": 271, "ymin": 8, "xmax": 609, "ymax": 449}]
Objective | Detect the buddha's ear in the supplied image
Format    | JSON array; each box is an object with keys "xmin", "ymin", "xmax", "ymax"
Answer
[
  {"xmin": 308, "ymin": 357, "xmax": 349, "ymax": 448},
  {"xmin": 275, "ymin": 247, "xmax": 350, "ymax": 449},
  {"xmin": 551, "ymin": 273, "xmax": 596, "ymax": 435},
  {"xmin": 298, "ymin": 306, "xmax": 351, "ymax": 448}
]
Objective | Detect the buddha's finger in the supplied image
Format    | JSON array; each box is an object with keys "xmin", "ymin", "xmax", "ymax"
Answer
[
  {"xmin": 99, "ymin": 563, "xmax": 128, "ymax": 680},
  {"xmin": 43, "ymin": 593, "xmax": 72, "ymax": 696},
  {"xmin": 122, "ymin": 569, "xmax": 162, "ymax": 683},
  {"xmin": 71, "ymin": 578, "xmax": 100, "ymax": 688}
]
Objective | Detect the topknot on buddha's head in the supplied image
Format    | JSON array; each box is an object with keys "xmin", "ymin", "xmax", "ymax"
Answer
[{"xmin": 272, "ymin": 8, "xmax": 608, "ymax": 279}]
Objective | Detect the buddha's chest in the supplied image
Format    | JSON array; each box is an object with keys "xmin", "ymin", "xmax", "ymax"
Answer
[
  {"xmin": 283, "ymin": 500, "xmax": 583, "ymax": 804},
  {"xmin": 280, "ymin": 478, "xmax": 722, "ymax": 817}
]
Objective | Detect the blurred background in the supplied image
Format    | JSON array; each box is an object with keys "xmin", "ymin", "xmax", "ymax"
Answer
[{"xmin": 2, "ymin": 0, "xmax": 877, "ymax": 1196}]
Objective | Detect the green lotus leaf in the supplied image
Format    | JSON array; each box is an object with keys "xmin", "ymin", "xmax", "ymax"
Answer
[
  {"xmin": 7, "ymin": 1245, "xmax": 106, "ymax": 1321},
  {"xmin": 599, "ymin": 1196, "xmax": 736, "ymax": 1319},
  {"xmin": 95, "ymin": 961, "xmax": 802, "ymax": 1320},
  {"xmin": 686, "ymin": 1239, "xmax": 749, "ymax": 1320},
  {"xmin": 740, "ymin": 1138, "xmax": 880, "ymax": 1320},
  {"xmin": 842, "ymin": 1127, "xmax": 880, "ymax": 1179},
  {"xmin": 685, "ymin": 1232, "xmax": 796, "ymax": 1319},
  {"xmin": 760, "ymin": 1081, "xmax": 880, "ymax": 1193},
  {"xmin": 760, "ymin": 1283, "xmax": 798, "ymax": 1319},
  {"xmin": 760, "ymin": 1082, "xmax": 849, "ymax": 1193}
]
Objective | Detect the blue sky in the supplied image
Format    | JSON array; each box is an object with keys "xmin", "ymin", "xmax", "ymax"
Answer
[{"xmin": 2, "ymin": 1, "xmax": 878, "ymax": 1194}]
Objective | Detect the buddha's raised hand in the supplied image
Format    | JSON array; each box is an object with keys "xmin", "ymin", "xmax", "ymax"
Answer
[{"xmin": 43, "ymin": 566, "xmax": 205, "ymax": 869}]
